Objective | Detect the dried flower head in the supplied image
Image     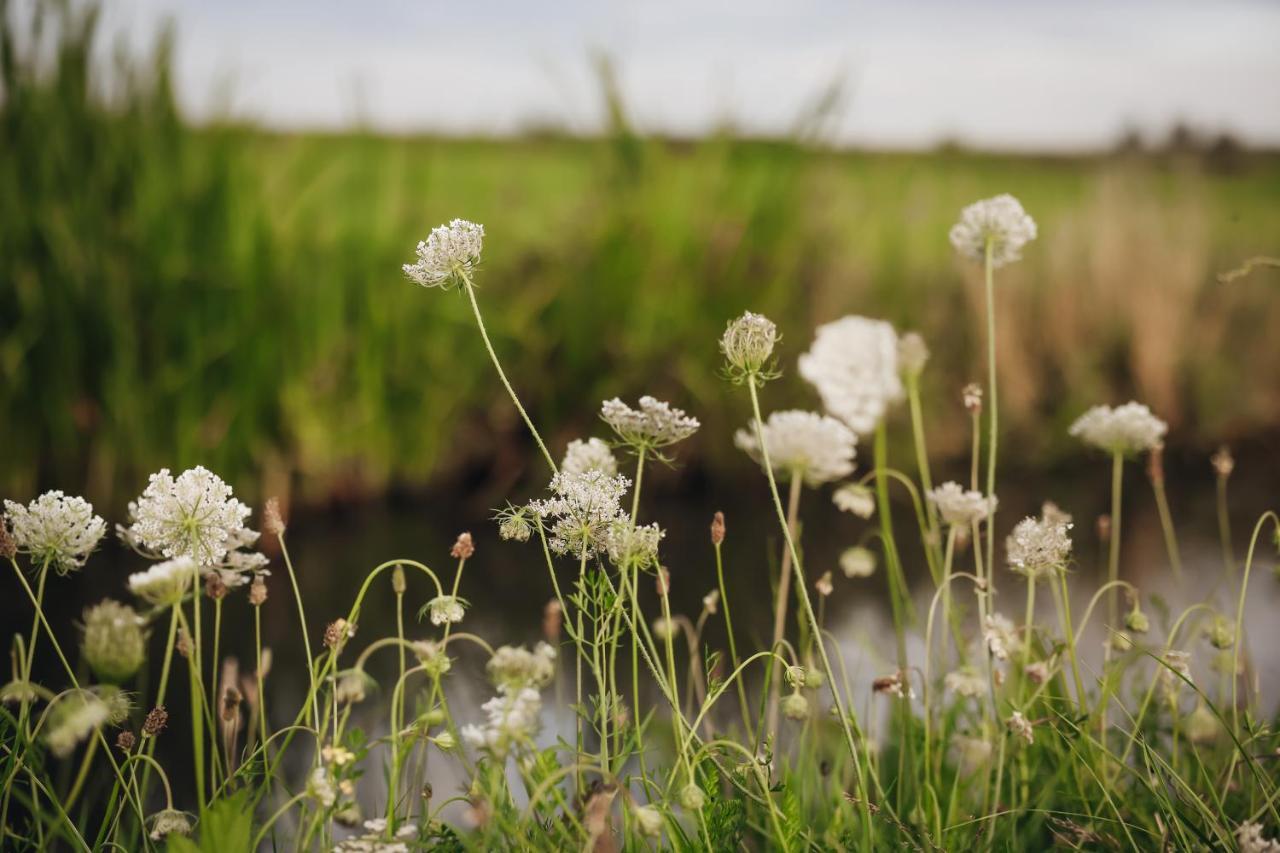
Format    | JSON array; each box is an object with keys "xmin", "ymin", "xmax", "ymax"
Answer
[
  {"xmin": 799, "ymin": 316, "xmax": 904, "ymax": 437},
  {"xmin": 839, "ymin": 546, "xmax": 876, "ymax": 578},
  {"xmin": 898, "ymin": 331, "xmax": 930, "ymax": 377},
  {"xmin": 451, "ymin": 532, "xmax": 475, "ymax": 560},
  {"xmin": 148, "ymin": 809, "xmax": 194, "ymax": 841},
  {"xmin": 832, "ymin": 483, "xmax": 875, "ymax": 519},
  {"xmin": 0, "ymin": 520, "xmax": 15, "ymax": 560},
  {"xmin": 735, "ymin": 410, "xmax": 856, "ymax": 487},
  {"xmin": 949, "ymin": 194, "xmax": 1037, "ymax": 268},
  {"xmin": 528, "ymin": 470, "xmax": 630, "ymax": 558},
  {"xmin": 324, "ymin": 618, "xmax": 356, "ymax": 649},
  {"xmin": 928, "ymin": 482, "xmax": 996, "ymax": 527},
  {"xmin": 600, "ymin": 396, "xmax": 700, "ymax": 451},
  {"xmin": 1068, "ymin": 402, "xmax": 1168, "ymax": 455},
  {"xmin": 720, "ymin": 310, "xmax": 779, "ymax": 380},
  {"xmin": 425, "ymin": 595, "xmax": 466, "ymax": 627},
  {"xmin": 962, "ymin": 383, "xmax": 983, "ymax": 414},
  {"xmin": 249, "ymin": 575, "xmax": 268, "ymax": 606},
  {"xmin": 81, "ymin": 600, "xmax": 147, "ymax": 683},
  {"xmin": 815, "ymin": 571, "xmax": 834, "ymax": 597},
  {"xmin": 402, "ymin": 219, "xmax": 484, "ymax": 288},
  {"xmin": 204, "ymin": 571, "xmax": 228, "ymax": 601},
  {"xmin": 1006, "ymin": 512, "xmax": 1072, "ymax": 578},
  {"xmin": 176, "ymin": 627, "xmax": 192, "ymax": 659},
  {"xmin": 561, "ymin": 438, "xmax": 618, "ymax": 476},
  {"xmin": 1212, "ymin": 445, "xmax": 1235, "ymax": 478},
  {"xmin": 1006, "ymin": 711, "xmax": 1034, "ymax": 745},
  {"xmin": 262, "ymin": 497, "xmax": 286, "ymax": 536},
  {"xmin": 542, "ymin": 599, "xmax": 563, "ymax": 642},
  {"xmin": 3, "ymin": 491, "xmax": 106, "ymax": 573},
  {"xmin": 709, "ymin": 511, "xmax": 725, "ymax": 545},
  {"xmin": 128, "ymin": 556, "xmax": 196, "ymax": 607},
  {"xmin": 143, "ymin": 705, "xmax": 169, "ymax": 737},
  {"xmin": 116, "ymin": 730, "xmax": 137, "ymax": 752},
  {"xmin": 127, "ymin": 467, "xmax": 252, "ymax": 565}
]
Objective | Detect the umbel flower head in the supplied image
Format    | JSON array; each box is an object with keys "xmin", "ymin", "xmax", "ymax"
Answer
[
  {"xmin": 1068, "ymin": 402, "xmax": 1167, "ymax": 456},
  {"xmin": 486, "ymin": 643, "xmax": 557, "ymax": 690},
  {"xmin": 148, "ymin": 809, "xmax": 195, "ymax": 842},
  {"xmin": 898, "ymin": 331, "xmax": 930, "ymax": 378},
  {"xmin": 425, "ymin": 595, "xmax": 466, "ymax": 626},
  {"xmin": 720, "ymin": 311, "xmax": 779, "ymax": 381},
  {"xmin": 600, "ymin": 396, "xmax": 700, "ymax": 452},
  {"xmin": 798, "ymin": 316, "xmax": 904, "ymax": 437},
  {"xmin": 839, "ymin": 546, "xmax": 876, "ymax": 578},
  {"xmin": 560, "ymin": 437, "xmax": 618, "ymax": 476},
  {"xmin": 528, "ymin": 469, "xmax": 630, "ymax": 558},
  {"xmin": 128, "ymin": 556, "xmax": 196, "ymax": 607},
  {"xmin": 461, "ymin": 685, "xmax": 544, "ymax": 759},
  {"xmin": 127, "ymin": 467, "xmax": 252, "ymax": 565},
  {"xmin": 3, "ymin": 491, "xmax": 107, "ymax": 574},
  {"xmin": 927, "ymin": 482, "xmax": 997, "ymax": 527},
  {"xmin": 832, "ymin": 483, "xmax": 875, "ymax": 519},
  {"xmin": 734, "ymin": 410, "xmax": 856, "ymax": 487},
  {"xmin": 402, "ymin": 218, "xmax": 484, "ymax": 289},
  {"xmin": 949, "ymin": 194, "xmax": 1037, "ymax": 268},
  {"xmin": 45, "ymin": 688, "xmax": 122, "ymax": 758},
  {"xmin": 1006, "ymin": 511, "xmax": 1072, "ymax": 578},
  {"xmin": 603, "ymin": 519, "xmax": 664, "ymax": 569},
  {"xmin": 82, "ymin": 600, "xmax": 147, "ymax": 683}
]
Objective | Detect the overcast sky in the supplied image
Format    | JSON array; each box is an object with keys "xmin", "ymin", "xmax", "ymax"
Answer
[{"xmin": 99, "ymin": 0, "xmax": 1280, "ymax": 151}]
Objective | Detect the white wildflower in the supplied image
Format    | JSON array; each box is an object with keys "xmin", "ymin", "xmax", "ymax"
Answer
[
  {"xmin": 600, "ymin": 396, "xmax": 700, "ymax": 450},
  {"xmin": 678, "ymin": 784, "xmax": 706, "ymax": 811},
  {"xmin": 633, "ymin": 804, "xmax": 664, "ymax": 838},
  {"xmin": 984, "ymin": 613, "xmax": 1020, "ymax": 661},
  {"xmin": 561, "ymin": 438, "xmax": 618, "ymax": 476},
  {"xmin": 898, "ymin": 331, "xmax": 930, "ymax": 377},
  {"xmin": 798, "ymin": 316, "xmax": 904, "ymax": 437},
  {"xmin": 602, "ymin": 520, "xmax": 664, "ymax": 569},
  {"xmin": 1160, "ymin": 650, "xmax": 1192, "ymax": 698},
  {"xmin": 1068, "ymin": 402, "xmax": 1168, "ymax": 455},
  {"xmin": 944, "ymin": 668, "xmax": 987, "ymax": 699},
  {"xmin": 425, "ymin": 595, "xmax": 466, "ymax": 626},
  {"xmin": 949, "ymin": 194, "xmax": 1037, "ymax": 268},
  {"xmin": 307, "ymin": 766, "xmax": 337, "ymax": 808},
  {"xmin": 927, "ymin": 482, "xmax": 996, "ymax": 527},
  {"xmin": 720, "ymin": 311, "xmax": 779, "ymax": 379},
  {"xmin": 1238, "ymin": 822, "xmax": 1280, "ymax": 853},
  {"xmin": 3, "ymin": 491, "xmax": 106, "ymax": 573},
  {"xmin": 1006, "ymin": 711, "xmax": 1034, "ymax": 745},
  {"xmin": 148, "ymin": 809, "xmax": 194, "ymax": 841},
  {"xmin": 832, "ymin": 483, "xmax": 875, "ymax": 518},
  {"xmin": 402, "ymin": 219, "xmax": 484, "ymax": 288},
  {"xmin": 839, "ymin": 546, "xmax": 876, "ymax": 578},
  {"xmin": 734, "ymin": 410, "xmax": 856, "ymax": 486},
  {"xmin": 528, "ymin": 470, "xmax": 630, "ymax": 558},
  {"xmin": 781, "ymin": 692, "xmax": 810, "ymax": 721},
  {"xmin": 45, "ymin": 690, "xmax": 112, "ymax": 758},
  {"xmin": 460, "ymin": 685, "xmax": 543, "ymax": 759},
  {"xmin": 487, "ymin": 643, "xmax": 557, "ymax": 690},
  {"xmin": 1006, "ymin": 513, "xmax": 1072, "ymax": 577},
  {"xmin": 127, "ymin": 467, "xmax": 252, "ymax": 565}
]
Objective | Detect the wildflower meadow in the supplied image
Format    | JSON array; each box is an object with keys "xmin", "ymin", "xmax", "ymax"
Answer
[{"xmin": 3, "ymin": 196, "xmax": 1279, "ymax": 851}]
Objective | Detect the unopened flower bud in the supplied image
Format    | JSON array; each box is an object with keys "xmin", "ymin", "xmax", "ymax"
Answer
[
  {"xmin": 1147, "ymin": 443, "xmax": 1165, "ymax": 486},
  {"xmin": 678, "ymin": 784, "xmax": 706, "ymax": 811},
  {"xmin": 1211, "ymin": 445, "xmax": 1234, "ymax": 478},
  {"xmin": 1185, "ymin": 703, "xmax": 1219, "ymax": 744},
  {"xmin": 249, "ymin": 576, "xmax": 268, "ymax": 606},
  {"xmin": 543, "ymin": 599, "xmax": 563, "ymax": 642},
  {"xmin": 451, "ymin": 532, "xmax": 475, "ymax": 560},
  {"xmin": 782, "ymin": 692, "xmax": 810, "ymax": 721},
  {"xmin": 1125, "ymin": 607, "xmax": 1150, "ymax": 634},
  {"xmin": 324, "ymin": 618, "xmax": 355, "ymax": 650},
  {"xmin": 391, "ymin": 564, "xmax": 406, "ymax": 595},
  {"xmin": 655, "ymin": 567, "xmax": 671, "ymax": 596},
  {"xmin": 204, "ymin": 572, "xmax": 228, "ymax": 601},
  {"xmin": 710, "ymin": 511, "xmax": 725, "ymax": 546},
  {"xmin": 815, "ymin": 571, "xmax": 834, "ymax": 597},
  {"xmin": 1096, "ymin": 515, "xmax": 1111, "ymax": 543},
  {"xmin": 720, "ymin": 311, "xmax": 778, "ymax": 379},
  {"xmin": 82, "ymin": 600, "xmax": 147, "ymax": 683},
  {"xmin": 263, "ymin": 498, "xmax": 286, "ymax": 537}
]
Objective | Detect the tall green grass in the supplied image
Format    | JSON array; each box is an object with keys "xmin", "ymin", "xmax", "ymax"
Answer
[{"xmin": 3, "ymin": 2, "xmax": 1279, "ymax": 510}]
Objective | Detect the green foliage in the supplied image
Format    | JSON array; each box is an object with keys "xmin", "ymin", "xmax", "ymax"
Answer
[{"xmin": 168, "ymin": 790, "xmax": 253, "ymax": 852}]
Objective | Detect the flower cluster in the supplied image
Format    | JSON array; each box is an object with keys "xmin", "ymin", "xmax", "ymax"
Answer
[
  {"xmin": 944, "ymin": 668, "xmax": 986, "ymax": 699},
  {"xmin": 528, "ymin": 470, "xmax": 630, "ymax": 558},
  {"xmin": 460, "ymin": 685, "xmax": 543, "ymax": 759},
  {"xmin": 949, "ymin": 194, "xmax": 1037, "ymax": 268},
  {"xmin": 1068, "ymin": 402, "xmax": 1167, "ymax": 455},
  {"xmin": 3, "ymin": 491, "xmax": 106, "ymax": 574},
  {"xmin": 334, "ymin": 819, "xmax": 419, "ymax": 852},
  {"xmin": 425, "ymin": 595, "xmax": 466, "ymax": 626},
  {"xmin": 927, "ymin": 482, "xmax": 996, "ymax": 527},
  {"xmin": 798, "ymin": 316, "xmax": 904, "ymax": 437},
  {"xmin": 733, "ymin": 410, "xmax": 856, "ymax": 487},
  {"xmin": 402, "ymin": 219, "xmax": 484, "ymax": 288},
  {"xmin": 126, "ymin": 467, "xmax": 253, "ymax": 566},
  {"xmin": 1006, "ymin": 511, "xmax": 1072, "ymax": 578},
  {"xmin": 898, "ymin": 331, "xmax": 930, "ymax": 378},
  {"xmin": 486, "ymin": 643, "xmax": 557, "ymax": 690},
  {"xmin": 561, "ymin": 437, "xmax": 618, "ymax": 476},
  {"xmin": 600, "ymin": 396, "xmax": 700, "ymax": 451},
  {"xmin": 81, "ymin": 600, "xmax": 147, "ymax": 683},
  {"xmin": 839, "ymin": 546, "xmax": 876, "ymax": 578},
  {"xmin": 984, "ymin": 613, "xmax": 1021, "ymax": 661},
  {"xmin": 602, "ymin": 520, "xmax": 664, "ymax": 569},
  {"xmin": 832, "ymin": 483, "xmax": 875, "ymax": 518}
]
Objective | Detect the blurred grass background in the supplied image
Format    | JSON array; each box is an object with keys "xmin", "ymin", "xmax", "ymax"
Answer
[{"xmin": 3, "ymin": 3, "xmax": 1279, "ymax": 511}]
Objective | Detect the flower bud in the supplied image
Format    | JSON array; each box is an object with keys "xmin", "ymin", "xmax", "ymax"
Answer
[
  {"xmin": 782, "ymin": 692, "xmax": 810, "ymax": 721},
  {"xmin": 633, "ymin": 804, "xmax": 664, "ymax": 838},
  {"xmin": 451, "ymin": 532, "xmax": 475, "ymax": 560},
  {"xmin": 710, "ymin": 511, "xmax": 725, "ymax": 546},
  {"xmin": 720, "ymin": 311, "xmax": 778, "ymax": 379},
  {"xmin": 263, "ymin": 497, "xmax": 286, "ymax": 537},
  {"xmin": 677, "ymin": 784, "xmax": 706, "ymax": 811},
  {"xmin": 898, "ymin": 332, "xmax": 930, "ymax": 378},
  {"xmin": 81, "ymin": 600, "xmax": 147, "ymax": 683}
]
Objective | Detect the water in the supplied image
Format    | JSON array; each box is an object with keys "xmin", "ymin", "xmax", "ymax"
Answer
[{"xmin": 5, "ymin": 455, "xmax": 1277, "ymax": 824}]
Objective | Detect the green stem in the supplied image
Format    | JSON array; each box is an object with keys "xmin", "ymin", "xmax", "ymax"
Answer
[
  {"xmin": 764, "ymin": 473, "xmax": 803, "ymax": 745},
  {"xmin": 277, "ymin": 533, "xmax": 320, "ymax": 737},
  {"xmin": 1151, "ymin": 474, "xmax": 1183, "ymax": 580},
  {"xmin": 714, "ymin": 539, "xmax": 752, "ymax": 737},
  {"xmin": 1216, "ymin": 473, "xmax": 1236, "ymax": 577},
  {"xmin": 983, "ymin": 238, "xmax": 999, "ymax": 597}
]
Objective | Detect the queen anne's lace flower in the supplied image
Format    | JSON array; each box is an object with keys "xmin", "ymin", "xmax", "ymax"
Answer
[
  {"xmin": 486, "ymin": 643, "xmax": 557, "ymax": 690},
  {"xmin": 839, "ymin": 546, "xmax": 876, "ymax": 578},
  {"xmin": 561, "ymin": 438, "xmax": 618, "ymax": 476},
  {"xmin": 734, "ymin": 410, "xmax": 856, "ymax": 486},
  {"xmin": 949, "ymin": 194, "xmax": 1037, "ymax": 268},
  {"xmin": 528, "ymin": 470, "xmax": 630, "ymax": 558},
  {"xmin": 944, "ymin": 668, "xmax": 987, "ymax": 698},
  {"xmin": 1068, "ymin": 402, "xmax": 1167, "ymax": 455},
  {"xmin": 984, "ymin": 613, "xmax": 1020, "ymax": 660},
  {"xmin": 898, "ymin": 332, "xmax": 930, "ymax": 377},
  {"xmin": 82, "ymin": 600, "xmax": 147, "ymax": 683},
  {"xmin": 603, "ymin": 520, "xmax": 664, "ymax": 568},
  {"xmin": 402, "ymin": 219, "xmax": 484, "ymax": 288},
  {"xmin": 1006, "ymin": 511, "xmax": 1072, "ymax": 577},
  {"xmin": 832, "ymin": 483, "xmax": 875, "ymax": 518},
  {"xmin": 148, "ymin": 809, "xmax": 194, "ymax": 842},
  {"xmin": 461, "ymin": 685, "xmax": 543, "ymax": 759},
  {"xmin": 127, "ymin": 467, "xmax": 252, "ymax": 565},
  {"xmin": 927, "ymin": 482, "xmax": 996, "ymax": 527},
  {"xmin": 3, "ymin": 491, "xmax": 106, "ymax": 573},
  {"xmin": 798, "ymin": 316, "xmax": 904, "ymax": 437},
  {"xmin": 720, "ymin": 311, "xmax": 779, "ymax": 379},
  {"xmin": 600, "ymin": 396, "xmax": 700, "ymax": 450},
  {"xmin": 426, "ymin": 595, "xmax": 466, "ymax": 626},
  {"xmin": 1238, "ymin": 822, "xmax": 1280, "ymax": 853},
  {"xmin": 45, "ymin": 689, "xmax": 113, "ymax": 757}
]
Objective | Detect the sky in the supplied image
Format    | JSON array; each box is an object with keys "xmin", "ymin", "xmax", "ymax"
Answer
[{"xmin": 97, "ymin": 0, "xmax": 1280, "ymax": 151}]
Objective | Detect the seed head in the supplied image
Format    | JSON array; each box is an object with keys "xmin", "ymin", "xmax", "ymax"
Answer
[
  {"xmin": 720, "ymin": 310, "xmax": 779, "ymax": 381},
  {"xmin": 677, "ymin": 784, "xmax": 706, "ymax": 812},
  {"xmin": 701, "ymin": 589, "xmax": 719, "ymax": 615},
  {"xmin": 1212, "ymin": 445, "xmax": 1235, "ymax": 478},
  {"xmin": 176, "ymin": 628, "xmax": 192, "ymax": 659},
  {"xmin": 949, "ymin": 194, "xmax": 1037, "ymax": 268},
  {"xmin": 143, "ymin": 705, "xmax": 169, "ymax": 737},
  {"xmin": 402, "ymin": 219, "xmax": 485, "ymax": 289},
  {"xmin": 655, "ymin": 567, "xmax": 671, "ymax": 596},
  {"xmin": 0, "ymin": 521, "xmax": 15, "ymax": 560},
  {"xmin": 204, "ymin": 571, "xmax": 228, "ymax": 601},
  {"xmin": 116, "ymin": 730, "xmax": 137, "ymax": 752},
  {"xmin": 249, "ymin": 575, "xmax": 268, "ymax": 605},
  {"xmin": 451, "ymin": 532, "xmax": 475, "ymax": 560},
  {"xmin": 710, "ymin": 511, "xmax": 725, "ymax": 545},
  {"xmin": 263, "ymin": 497, "xmax": 286, "ymax": 536},
  {"xmin": 324, "ymin": 618, "xmax": 356, "ymax": 649},
  {"xmin": 425, "ymin": 595, "xmax": 466, "ymax": 626},
  {"xmin": 962, "ymin": 383, "xmax": 983, "ymax": 414},
  {"xmin": 1006, "ymin": 711, "xmax": 1035, "ymax": 745}
]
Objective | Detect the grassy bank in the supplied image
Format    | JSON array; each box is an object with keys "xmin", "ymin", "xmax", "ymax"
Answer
[{"xmin": 3, "ymin": 6, "xmax": 1279, "ymax": 510}]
